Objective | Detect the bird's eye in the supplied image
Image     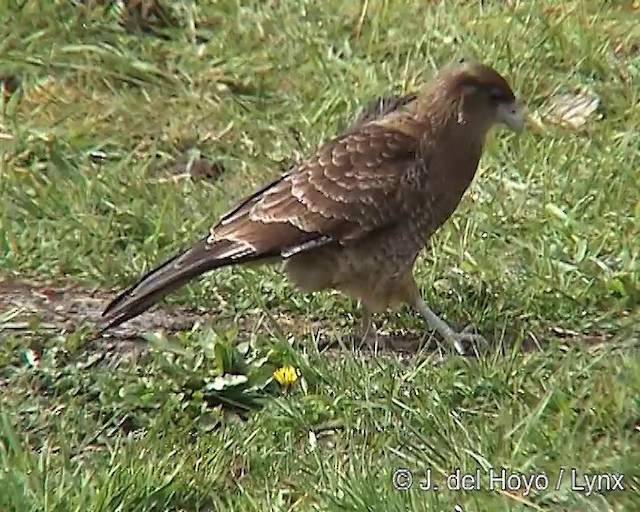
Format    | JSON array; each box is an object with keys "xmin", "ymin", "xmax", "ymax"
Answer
[{"xmin": 488, "ymin": 87, "xmax": 505, "ymax": 102}]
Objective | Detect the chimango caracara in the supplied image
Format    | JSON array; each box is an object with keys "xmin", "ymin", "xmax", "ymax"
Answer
[{"xmin": 100, "ymin": 61, "xmax": 524, "ymax": 354}]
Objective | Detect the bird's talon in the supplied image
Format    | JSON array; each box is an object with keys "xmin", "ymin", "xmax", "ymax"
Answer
[
  {"xmin": 450, "ymin": 331, "xmax": 489, "ymax": 355},
  {"xmin": 461, "ymin": 323, "xmax": 479, "ymax": 335}
]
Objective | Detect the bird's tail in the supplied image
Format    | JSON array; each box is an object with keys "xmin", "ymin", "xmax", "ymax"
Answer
[{"xmin": 99, "ymin": 236, "xmax": 274, "ymax": 333}]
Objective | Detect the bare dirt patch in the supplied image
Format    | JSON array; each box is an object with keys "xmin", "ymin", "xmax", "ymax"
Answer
[{"xmin": 0, "ymin": 278, "xmax": 622, "ymax": 366}]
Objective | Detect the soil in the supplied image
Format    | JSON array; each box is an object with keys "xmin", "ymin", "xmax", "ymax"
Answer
[{"xmin": 0, "ymin": 278, "xmax": 617, "ymax": 366}]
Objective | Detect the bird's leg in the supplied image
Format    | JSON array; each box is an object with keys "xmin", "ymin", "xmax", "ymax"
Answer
[
  {"xmin": 412, "ymin": 296, "xmax": 488, "ymax": 355},
  {"xmin": 356, "ymin": 303, "xmax": 379, "ymax": 349},
  {"xmin": 360, "ymin": 304, "xmax": 373, "ymax": 344},
  {"xmin": 399, "ymin": 274, "xmax": 487, "ymax": 355},
  {"xmin": 358, "ymin": 304, "xmax": 386, "ymax": 354}
]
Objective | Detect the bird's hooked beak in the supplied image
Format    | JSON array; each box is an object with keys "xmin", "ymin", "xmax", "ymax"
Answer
[{"xmin": 496, "ymin": 101, "xmax": 525, "ymax": 132}]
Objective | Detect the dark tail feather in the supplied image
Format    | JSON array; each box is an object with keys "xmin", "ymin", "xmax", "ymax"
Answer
[{"xmin": 99, "ymin": 236, "xmax": 273, "ymax": 333}]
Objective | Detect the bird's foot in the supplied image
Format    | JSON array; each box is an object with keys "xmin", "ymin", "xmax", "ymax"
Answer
[
  {"xmin": 413, "ymin": 297, "xmax": 489, "ymax": 356},
  {"xmin": 443, "ymin": 324, "xmax": 489, "ymax": 356}
]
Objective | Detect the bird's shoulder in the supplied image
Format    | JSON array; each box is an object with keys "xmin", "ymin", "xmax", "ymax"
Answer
[
  {"xmin": 276, "ymin": 115, "xmax": 431, "ymax": 196},
  {"xmin": 213, "ymin": 119, "xmax": 430, "ymax": 245},
  {"xmin": 292, "ymin": 121, "xmax": 420, "ymax": 185}
]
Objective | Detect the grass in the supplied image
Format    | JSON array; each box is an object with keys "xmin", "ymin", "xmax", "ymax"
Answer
[{"xmin": 1, "ymin": 0, "xmax": 639, "ymax": 510}]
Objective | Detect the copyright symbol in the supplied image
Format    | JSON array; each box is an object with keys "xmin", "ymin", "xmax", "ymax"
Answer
[{"xmin": 392, "ymin": 468, "xmax": 413, "ymax": 491}]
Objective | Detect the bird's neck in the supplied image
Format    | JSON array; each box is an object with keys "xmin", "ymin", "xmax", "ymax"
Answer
[{"xmin": 415, "ymin": 100, "xmax": 489, "ymax": 234}]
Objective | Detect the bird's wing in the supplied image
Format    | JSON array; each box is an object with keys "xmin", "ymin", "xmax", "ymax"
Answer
[
  {"xmin": 100, "ymin": 122, "xmax": 428, "ymax": 331},
  {"xmin": 210, "ymin": 123, "xmax": 425, "ymax": 260}
]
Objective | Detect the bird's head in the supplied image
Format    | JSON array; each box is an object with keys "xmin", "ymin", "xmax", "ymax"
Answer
[{"xmin": 434, "ymin": 61, "xmax": 525, "ymax": 133}]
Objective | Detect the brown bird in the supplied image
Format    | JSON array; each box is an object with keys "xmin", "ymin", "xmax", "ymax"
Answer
[{"xmin": 100, "ymin": 61, "xmax": 524, "ymax": 354}]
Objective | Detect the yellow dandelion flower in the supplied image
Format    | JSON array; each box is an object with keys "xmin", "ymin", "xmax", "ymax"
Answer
[{"xmin": 273, "ymin": 365, "xmax": 299, "ymax": 387}]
